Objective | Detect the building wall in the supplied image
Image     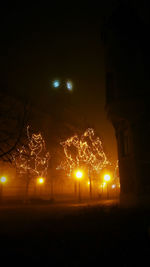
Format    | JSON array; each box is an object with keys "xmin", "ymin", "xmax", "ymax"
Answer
[{"xmin": 103, "ymin": 3, "xmax": 150, "ymax": 204}]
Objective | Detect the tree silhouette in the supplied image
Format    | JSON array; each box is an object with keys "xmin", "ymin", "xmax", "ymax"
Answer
[
  {"xmin": 13, "ymin": 126, "xmax": 50, "ymax": 201},
  {"xmin": 0, "ymin": 92, "xmax": 27, "ymax": 162},
  {"xmin": 58, "ymin": 128, "xmax": 110, "ymax": 198}
]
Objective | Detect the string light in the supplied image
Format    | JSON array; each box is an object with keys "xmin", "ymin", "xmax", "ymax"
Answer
[
  {"xmin": 58, "ymin": 128, "xmax": 110, "ymax": 176},
  {"xmin": 13, "ymin": 126, "xmax": 50, "ymax": 178}
]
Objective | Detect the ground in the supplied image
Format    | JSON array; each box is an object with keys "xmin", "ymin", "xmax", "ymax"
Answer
[{"xmin": 0, "ymin": 199, "xmax": 150, "ymax": 266}]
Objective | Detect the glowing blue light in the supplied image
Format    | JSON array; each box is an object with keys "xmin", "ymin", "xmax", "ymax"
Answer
[
  {"xmin": 66, "ymin": 81, "xmax": 73, "ymax": 91},
  {"xmin": 53, "ymin": 80, "xmax": 60, "ymax": 88}
]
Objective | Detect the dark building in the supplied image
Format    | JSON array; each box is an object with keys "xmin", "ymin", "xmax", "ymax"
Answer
[{"xmin": 103, "ymin": 2, "xmax": 150, "ymax": 205}]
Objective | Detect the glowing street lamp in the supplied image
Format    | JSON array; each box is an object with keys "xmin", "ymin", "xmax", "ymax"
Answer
[
  {"xmin": 36, "ymin": 177, "xmax": 45, "ymax": 197},
  {"xmin": 75, "ymin": 171, "xmax": 83, "ymax": 179},
  {"xmin": 75, "ymin": 170, "xmax": 83, "ymax": 202},
  {"xmin": 104, "ymin": 174, "xmax": 111, "ymax": 182},
  {"xmin": 104, "ymin": 174, "xmax": 111, "ymax": 199},
  {"xmin": 0, "ymin": 176, "xmax": 7, "ymax": 183},
  {"xmin": 37, "ymin": 177, "xmax": 44, "ymax": 184},
  {"xmin": 0, "ymin": 176, "xmax": 7, "ymax": 202}
]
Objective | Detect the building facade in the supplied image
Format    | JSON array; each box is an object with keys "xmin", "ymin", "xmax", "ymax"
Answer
[{"xmin": 103, "ymin": 3, "xmax": 150, "ymax": 205}]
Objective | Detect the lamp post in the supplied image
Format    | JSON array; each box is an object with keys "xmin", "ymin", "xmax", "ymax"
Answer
[
  {"xmin": 37, "ymin": 177, "xmax": 45, "ymax": 197},
  {"xmin": 75, "ymin": 170, "xmax": 83, "ymax": 202},
  {"xmin": 0, "ymin": 176, "xmax": 7, "ymax": 202},
  {"xmin": 104, "ymin": 174, "xmax": 111, "ymax": 199}
]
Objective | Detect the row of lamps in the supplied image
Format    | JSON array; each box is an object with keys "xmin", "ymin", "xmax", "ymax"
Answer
[{"xmin": 0, "ymin": 172, "xmax": 119, "ymax": 202}]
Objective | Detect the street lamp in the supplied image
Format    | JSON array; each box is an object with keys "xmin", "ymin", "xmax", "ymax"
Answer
[
  {"xmin": 104, "ymin": 174, "xmax": 111, "ymax": 199},
  {"xmin": 75, "ymin": 171, "xmax": 83, "ymax": 179},
  {"xmin": 75, "ymin": 170, "xmax": 83, "ymax": 202},
  {"xmin": 37, "ymin": 177, "xmax": 44, "ymax": 184},
  {"xmin": 0, "ymin": 176, "xmax": 7, "ymax": 202},
  {"xmin": 104, "ymin": 174, "xmax": 111, "ymax": 182},
  {"xmin": 37, "ymin": 177, "xmax": 45, "ymax": 197}
]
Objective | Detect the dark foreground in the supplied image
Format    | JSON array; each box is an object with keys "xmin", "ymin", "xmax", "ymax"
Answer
[{"xmin": 0, "ymin": 200, "xmax": 150, "ymax": 266}]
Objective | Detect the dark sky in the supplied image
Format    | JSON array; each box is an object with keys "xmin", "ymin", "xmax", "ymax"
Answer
[{"xmin": 1, "ymin": 2, "xmax": 118, "ymax": 164}]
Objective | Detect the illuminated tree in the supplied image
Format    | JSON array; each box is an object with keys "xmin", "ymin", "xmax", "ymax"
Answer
[
  {"xmin": 58, "ymin": 128, "xmax": 110, "ymax": 198},
  {"xmin": 13, "ymin": 126, "xmax": 50, "ymax": 201}
]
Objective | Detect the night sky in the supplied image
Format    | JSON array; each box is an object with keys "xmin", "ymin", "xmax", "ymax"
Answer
[{"xmin": 1, "ymin": 2, "xmax": 120, "ymax": 163}]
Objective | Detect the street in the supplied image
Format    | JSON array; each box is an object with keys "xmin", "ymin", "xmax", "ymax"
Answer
[{"xmin": 0, "ymin": 199, "xmax": 150, "ymax": 266}]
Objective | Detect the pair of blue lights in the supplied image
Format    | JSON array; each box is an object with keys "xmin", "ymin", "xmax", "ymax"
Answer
[{"xmin": 52, "ymin": 80, "xmax": 73, "ymax": 91}]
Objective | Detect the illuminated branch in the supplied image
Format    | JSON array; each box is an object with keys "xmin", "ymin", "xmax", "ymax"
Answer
[
  {"xmin": 58, "ymin": 128, "xmax": 110, "ymax": 176},
  {"xmin": 13, "ymin": 126, "xmax": 50, "ymax": 178}
]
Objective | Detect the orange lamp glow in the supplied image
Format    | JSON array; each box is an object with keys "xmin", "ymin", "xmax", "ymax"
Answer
[
  {"xmin": 0, "ymin": 176, "xmax": 7, "ymax": 183},
  {"xmin": 37, "ymin": 177, "xmax": 44, "ymax": 184},
  {"xmin": 75, "ymin": 171, "xmax": 83, "ymax": 179},
  {"xmin": 104, "ymin": 174, "xmax": 111, "ymax": 182}
]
